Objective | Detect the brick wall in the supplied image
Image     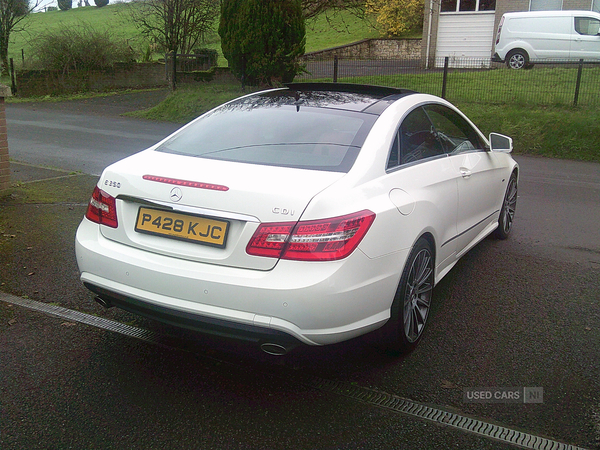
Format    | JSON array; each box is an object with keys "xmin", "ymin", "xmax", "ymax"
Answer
[
  {"xmin": 564, "ymin": 0, "xmax": 595, "ymax": 9},
  {"xmin": 0, "ymin": 86, "xmax": 11, "ymax": 191}
]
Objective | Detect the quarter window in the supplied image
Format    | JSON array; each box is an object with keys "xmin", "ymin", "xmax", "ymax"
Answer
[
  {"xmin": 387, "ymin": 107, "xmax": 444, "ymax": 169},
  {"xmin": 423, "ymin": 104, "xmax": 486, "ymax": 154},
  {"xmin": 386, "ymin": 104, "xmax": 486, "ymax": 170}
]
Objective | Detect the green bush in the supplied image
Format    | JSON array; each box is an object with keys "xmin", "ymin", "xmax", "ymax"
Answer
[
  {"xmin": 193, "ymin": 47, "xmax": 219, "ymax": 66},
  {"xmin": 31, "ymin": 24, "xmax": 136, "ymax": 72},
  {"xmin": 57, "ymin": 0, "xmax": 72, "ymax": 11},
  {"xmin": 219, "ymin": 0, "xmax": 305, "ymax": 85}
]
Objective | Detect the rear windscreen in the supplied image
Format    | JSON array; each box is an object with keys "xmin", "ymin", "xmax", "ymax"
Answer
[{"xmin": 156, "ymin": 103, "xmax": 376, "ymax": 173}]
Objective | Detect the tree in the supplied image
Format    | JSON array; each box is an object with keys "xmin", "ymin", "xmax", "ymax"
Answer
[
  {"xmin": 365, "ymin": 0, "xmax": 424, "ymax": 37},
  {"xmin": 0, "ymin": 0, "xmax": 37, "ymax": 73},
  {"xmin": 128, "ymin": 0, "xmax": 219, "ymax": 55},
  {"xmin": 301, "ymin": 0, "xmax": 364, "ymax": 19},
  {"xmin": 219, "ymin": 0, "xmax": 305, "ymax": 86}
]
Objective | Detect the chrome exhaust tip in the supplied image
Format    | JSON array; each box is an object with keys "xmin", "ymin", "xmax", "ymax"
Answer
[
  {"xmin": 94, "ymin": 296, "xmax": 113, "ymax": 309},
  {"xmin": 260, "ymin": 342, "xmax": 289, "ymax": 356}
]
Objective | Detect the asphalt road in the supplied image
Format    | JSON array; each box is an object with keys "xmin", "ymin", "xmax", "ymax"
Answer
[
  {"xmin": 6, "ymin": 91, "xmax": 182, "ymax": 176},
  {"xmin": 1, "ymin": 93, "xmax": 599, "ymax": 449}
]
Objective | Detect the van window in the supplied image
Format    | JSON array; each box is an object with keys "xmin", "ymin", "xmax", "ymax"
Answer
[{"xmin": 575, "ymin": 17, "xmax": 600, "ymax": 35}]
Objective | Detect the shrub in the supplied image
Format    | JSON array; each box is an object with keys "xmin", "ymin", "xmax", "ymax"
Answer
[
  {"xmin": 193, "ymin": 47, "xmax": 218, "ymax": 66},
  {"xmin": 57, "ymin": 0, "xmax": 72, "ymax": 10},
  {"xmin": 94, "ymin": 0, "xmax": 109, "ymax": 6},
  {"xmin": 365, "ymin": 0, "xmax": 424, "ymax": 37},
  {"xmin": 219, "ymin": 0, "xmax": 305, "ymax": 85},
  {"xmin": 31, "ymin": 24, "xmax": 136, "ymax": 72}
]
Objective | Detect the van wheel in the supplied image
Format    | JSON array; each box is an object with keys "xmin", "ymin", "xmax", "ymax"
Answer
[{"xmin": 506, "ymin": 50, "xmax": 529, "ymax": 69}]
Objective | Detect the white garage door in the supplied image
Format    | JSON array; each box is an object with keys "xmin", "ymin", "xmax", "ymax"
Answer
[{"xmin": 436, "ymin": 12, "xmax": 496, "ymax": 67}]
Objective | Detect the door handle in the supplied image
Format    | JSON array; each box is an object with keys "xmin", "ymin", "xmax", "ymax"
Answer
[{"xmin": 460, "ymin": 168, "xmax": 472, "ymax": 178}]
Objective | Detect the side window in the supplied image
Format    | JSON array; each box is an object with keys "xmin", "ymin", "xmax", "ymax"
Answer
[
  {"xmin": 398, "ymin": 107, "xmax": 445, "ymax": 165},
  {"xmin": 575, "ymin": 17, "xmax": 600, "ymax": 36},
  {"xmin": 423, "ymin": 104, "xmax": 486, "ymax": 154}
]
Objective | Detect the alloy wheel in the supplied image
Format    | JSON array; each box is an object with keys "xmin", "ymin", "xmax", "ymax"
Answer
[{"xmin": 403, "ymin": 248, "xmax": 434, "ymax": 343}]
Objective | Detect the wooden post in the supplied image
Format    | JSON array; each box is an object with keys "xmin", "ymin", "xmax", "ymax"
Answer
[{"xmin": 0, "ymin": 84, "xmax": 13, "ymax": 191}]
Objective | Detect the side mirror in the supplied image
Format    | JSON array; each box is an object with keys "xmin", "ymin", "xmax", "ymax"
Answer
[{"xmin": 489, "ymin": 133, "xmax": 513, "ymax": 153}]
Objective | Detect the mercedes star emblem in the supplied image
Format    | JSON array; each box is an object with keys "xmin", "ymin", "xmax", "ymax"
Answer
[{"xmin": 170, "ymin": 187, "xmax": 183, "ymax": 202}]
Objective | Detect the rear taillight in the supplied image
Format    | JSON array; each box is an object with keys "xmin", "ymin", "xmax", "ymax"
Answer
[
  {"xmin": 85, "ymin": 186, "xmax": 118, "ymax": 228},
  {"xmin": 246, "ymin": 210, "xmax": 375, "ymax": 261},
  {"xmin": 496, "ymin": 17, "xmax": 504, "ymax": 45}
]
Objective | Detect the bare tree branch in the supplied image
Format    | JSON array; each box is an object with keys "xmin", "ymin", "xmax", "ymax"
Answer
[
  {"xmin": 128, "ymin": 0, "xmax": 219, "ymax": 54},
  {"xmin": 0, "ymin": 0, "xmax": 40, "ymax": 74},
  {"xmin": 302, "ymin": 0, "xmax": 365, "ymax": 19}
]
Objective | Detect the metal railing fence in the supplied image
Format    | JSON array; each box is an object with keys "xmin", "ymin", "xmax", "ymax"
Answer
[{"xmin": 295, "ymin": 56, "xmax": 600, "ymax": 107}]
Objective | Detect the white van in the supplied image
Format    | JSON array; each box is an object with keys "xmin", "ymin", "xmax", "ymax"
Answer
[{"xmin": 492, "ymin": 10, "xmax": 600, "ymax": 69}]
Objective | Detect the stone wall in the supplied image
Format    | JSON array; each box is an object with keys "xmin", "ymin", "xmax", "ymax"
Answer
[
  {"xmin": 15, "ymin": 63, "xmax": 168, "ymax": 97},
  {"xmin": 15, "ymin": 63, "xmax": 238, "ymax": 97},
  {"xmin": 303, "ymin": 38, "xmax": 422, "ymax": 60},
  {"xmin": 170, "ymin": 67, "xmax": 238, "ymax": 85}
]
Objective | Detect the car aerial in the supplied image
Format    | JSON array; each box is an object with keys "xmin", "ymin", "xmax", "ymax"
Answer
[{"xmin": 75, "ymin": 83, "xmax": 518, "ymax": 356}]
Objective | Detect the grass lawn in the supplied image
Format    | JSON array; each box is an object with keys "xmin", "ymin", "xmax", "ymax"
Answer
[
  {"xmin": 11, "ymin": 5, "xmax": 386, "ymax": 67},
  {"xmin": 332, "ymin": 66, "xmax": 600, "ymax": 107}
]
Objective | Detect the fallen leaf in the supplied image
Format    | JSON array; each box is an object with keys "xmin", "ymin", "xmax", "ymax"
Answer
[
  {"xmin": 61, "ymin": 322, "xmax": 77, "ymax": 327},
  {"xmin": 584, "ymin": 327, "xmax": 591, "ymax": 331},
  {"xmin": 27, "ymin": 272, "xmax": 35, "ymax": 276},
  {"xmin": 8, "ymin": 318, "xmax": 17, "ymax": 325},
  {"xmin": 441, "ymin": 380, "xmax": 458, "ymax": 389}
]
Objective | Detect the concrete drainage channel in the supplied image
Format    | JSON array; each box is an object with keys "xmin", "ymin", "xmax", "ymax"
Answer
[{"xmin": 1, "ymin": 293, "xmax": 590, "ymax": 450}]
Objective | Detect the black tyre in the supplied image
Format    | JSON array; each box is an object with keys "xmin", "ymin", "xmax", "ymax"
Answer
[
  {"xmin": 381, "ymin": 237, "xmax": 434, "ymax": 354},
  {"xmin": 506, "ymin": 50, "xmax": 529, "ymax": 70},
  {"xmin": 494, "ymin": 173, "xmax": 518, "ymax": 240}
]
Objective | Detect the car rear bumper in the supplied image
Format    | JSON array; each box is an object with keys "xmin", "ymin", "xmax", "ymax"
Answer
[
  {"xmin": 76, "ymin": 218, "xmax": 407, "ymax": 346},
  {"xmin": 83, "ymin": 281, "xmax": 302, "ymax": 347}
]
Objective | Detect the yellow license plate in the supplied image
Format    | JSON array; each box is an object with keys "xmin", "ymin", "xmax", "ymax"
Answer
[{"xmin": 135, "ymin": 207, "xmax": 229, "ymax": 248}]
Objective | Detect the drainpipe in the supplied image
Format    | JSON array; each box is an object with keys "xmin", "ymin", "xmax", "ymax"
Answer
[{"xmin": 425, "ymin": 0, "xmax": 435, "ymax": 69}]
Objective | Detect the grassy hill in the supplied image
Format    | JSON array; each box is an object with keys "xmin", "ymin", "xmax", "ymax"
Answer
[{"xmin": 11, "ymin": 4, "xmax": 384, "ymax": 68}]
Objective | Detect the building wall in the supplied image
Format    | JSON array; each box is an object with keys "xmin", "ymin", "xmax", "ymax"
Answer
[
  {"xmin": 565, "ymin": 0, "xmax": 596, "ymax": 9},
  {"xmin": 423, "ymin": 0, "xmax": 596, "ymax": 66}
]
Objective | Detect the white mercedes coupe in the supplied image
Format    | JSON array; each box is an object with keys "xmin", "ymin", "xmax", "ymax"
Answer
[{"xmin": 75, "ymin": 84, "xmax": 518, "ymax": 355}]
